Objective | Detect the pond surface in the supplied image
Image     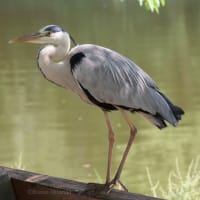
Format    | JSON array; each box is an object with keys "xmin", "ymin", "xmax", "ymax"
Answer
[{"xmin": 0, "ymin": 0, "xmax": 200, "ymax": 196}]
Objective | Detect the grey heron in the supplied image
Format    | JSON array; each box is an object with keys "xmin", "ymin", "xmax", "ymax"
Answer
[{"xmin": 9, "ymin": 25, "xmax": 184, "ymax": 192}]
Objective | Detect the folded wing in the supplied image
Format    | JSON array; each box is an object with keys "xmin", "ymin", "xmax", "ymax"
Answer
[{"xmin": 70, "ymin": 44, "xmax": 184, "ymax": 128}]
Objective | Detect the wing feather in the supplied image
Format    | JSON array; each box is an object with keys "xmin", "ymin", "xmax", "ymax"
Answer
[{"xmin": 70, "ymin": 44, "xmax": 178, "ymax": 125}]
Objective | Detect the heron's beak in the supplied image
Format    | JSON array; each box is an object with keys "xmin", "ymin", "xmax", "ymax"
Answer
[{"xmin": 9, "ymin": 32, "xmax": 43, "ymax": 44}]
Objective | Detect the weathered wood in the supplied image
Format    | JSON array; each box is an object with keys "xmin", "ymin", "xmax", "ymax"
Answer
[{"xmin": 0, "ymin": 166, "xmax": 163, "ymax": 200}]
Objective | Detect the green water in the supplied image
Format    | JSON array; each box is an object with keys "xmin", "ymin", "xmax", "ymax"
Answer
[{"xmin": 0, "ymin": 0, "xmax": 199, "ymax": 196}]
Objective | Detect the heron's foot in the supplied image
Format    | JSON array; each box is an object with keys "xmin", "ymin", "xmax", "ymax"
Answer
[
  {"xmin": 83, "ymin": 179, "xmax": 128, "ymax": 196},
  {"xmin": 105, "ymin": 178, "xmax": 128, "ymax": 193}
]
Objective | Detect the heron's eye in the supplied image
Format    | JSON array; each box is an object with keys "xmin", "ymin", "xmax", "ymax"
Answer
[{"xmin": 46, "ymin": 32, "xmax": 51, "ymax": 37}]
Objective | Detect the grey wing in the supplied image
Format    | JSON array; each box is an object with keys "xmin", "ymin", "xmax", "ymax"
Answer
[{"xmin": 71, "ymin": 45, "xmax": 178, "ymax": 126}]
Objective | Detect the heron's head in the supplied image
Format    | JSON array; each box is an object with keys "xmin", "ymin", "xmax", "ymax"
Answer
[{"xmin": 9, "ymin": 25, "xmax": 76, "ymax": 46}]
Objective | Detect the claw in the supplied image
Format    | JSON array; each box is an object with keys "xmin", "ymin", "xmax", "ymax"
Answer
[
  {"xmin": 106, "ymin": 179, "xmax": 128, "ymax": 193},
  {"xmin": 82, "ymin": 179, "xmax": 128, "ymax": 195},
  {"xmin": 118, "ymin": 180, "xmax": 128, "ymax": 192}
]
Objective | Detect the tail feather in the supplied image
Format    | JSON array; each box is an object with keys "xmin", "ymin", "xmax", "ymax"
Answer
[
  {"xmin": 171, "ymin": 105, "xmax": 184, "ymax": 121},
  {"xmin": 158, "ymin": 91, "xmax": 184, "ymax": 124},
  {"xmin": 136, "ymin": 91, "xmax": 184, "ymax": 129},
  {"xmin": 119, "ymin": 90, "xmax": 184, "ymax": 129}
]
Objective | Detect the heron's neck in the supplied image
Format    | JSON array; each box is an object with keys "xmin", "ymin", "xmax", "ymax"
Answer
[
  {"xmin": 37, "ymin": 39, "xmax": 71, "ymax": 88},
  {"xmin": 44, "ymin": 42, "xmax": 70, "ymax": 62}
]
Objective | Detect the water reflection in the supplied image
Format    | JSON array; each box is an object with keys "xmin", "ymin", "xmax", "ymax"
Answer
[{"xmin": 0, "ymin": 0, "xmax": 199, "ymax": 196}]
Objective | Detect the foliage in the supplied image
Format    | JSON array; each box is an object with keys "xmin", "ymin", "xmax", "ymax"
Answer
[
  {"xmin": 138, "ymin": 0, "xmax": 166, "ymax": 13},
  {"xmin": 146, "ymin": 156, "xmax": 200, "ymax": 200},
  {"xmin": 11, "ymin": 153, "xmax": 26, "ymax": 170}
]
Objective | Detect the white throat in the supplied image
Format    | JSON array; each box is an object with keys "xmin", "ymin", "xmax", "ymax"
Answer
[
  {"xmin": 37, "ymin": 34, "xmax": 71, "ymax": 88},
  {"xmin": 37, "ymin": 32, "xmax": 91, "ymax": 104}
]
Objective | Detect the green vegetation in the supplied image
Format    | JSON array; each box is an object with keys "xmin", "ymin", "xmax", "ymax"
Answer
[
  {"xmin": 146, "ymin": 157, "xmax": 200, "ymax": 200},
  {"xmin": 11, "ymin": 153, "xmax": 26, "ymax": 170},
  {"xmin": 138, "ymin": 0, "xmax": 166, "ymax": 13}
]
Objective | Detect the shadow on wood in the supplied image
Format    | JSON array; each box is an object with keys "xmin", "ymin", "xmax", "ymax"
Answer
[{"xmin": 0, "ymin": 166, "xmax": 163, "ymax": 200}]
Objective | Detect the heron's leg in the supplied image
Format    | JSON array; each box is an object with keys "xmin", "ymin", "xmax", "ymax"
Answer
[
  {"xmin": 110, "ymin": 110, "xmax": 137, "ymax": 189},
  {"xmin": 104, "ymin": 111, "xmax": 115, "ymax": 184}
]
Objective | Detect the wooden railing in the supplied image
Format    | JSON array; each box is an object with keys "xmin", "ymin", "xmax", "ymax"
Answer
[{"xmin": 0, "ymin": 166, "xmax": 163, "ymax": 200}]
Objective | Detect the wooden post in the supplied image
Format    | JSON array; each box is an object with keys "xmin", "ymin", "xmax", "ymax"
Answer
[
  {"xmin": 0, "ymin": 171, "xmax": 16, "ymax": 200},
  {"xmin": 0, "ymin": 166, "xmax": 163, "ymax": 200}
]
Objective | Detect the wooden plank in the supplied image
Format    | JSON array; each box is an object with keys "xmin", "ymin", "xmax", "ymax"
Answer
[
  {"xmin": 0, "ymin": 166, "xmax": 163, "ymax": 200},
  {"xmin": 12, "ymin": 179, "xmax": 97, "ymax": 200}
]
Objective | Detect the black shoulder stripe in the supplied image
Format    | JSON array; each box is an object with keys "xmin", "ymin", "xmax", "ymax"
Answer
[
  {"xmin": 79, "ymin": 83, "xmax": 117, "ymax": 112},
  {"xmin": 70, "ymin": 52, "xmax": 86, "ymax": 73},
  {"xmin": 78, "ymin": 83, "xmax": 164, "ymax": 115}
]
